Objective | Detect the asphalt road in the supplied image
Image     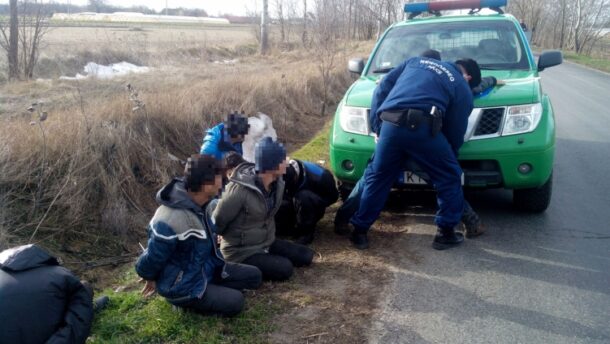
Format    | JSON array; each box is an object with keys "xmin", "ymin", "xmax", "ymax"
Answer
[{"xmin": 368, "ymin": 61, "xmax": 610, "ymax": 344}]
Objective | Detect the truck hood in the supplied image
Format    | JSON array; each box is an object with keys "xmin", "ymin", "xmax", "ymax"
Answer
[{"xmin": 345, "ymin": 70, "xmax": 540, "ymax": 109}]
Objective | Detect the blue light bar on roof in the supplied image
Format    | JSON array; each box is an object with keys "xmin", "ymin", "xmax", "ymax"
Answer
[{"xmin": 405, "ymin": 0, "xmax": 507, "ymax": 14}]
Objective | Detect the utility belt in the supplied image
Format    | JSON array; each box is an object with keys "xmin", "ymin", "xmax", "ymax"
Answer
[{"xmin": 380, "ymin": 106, "xmax": 443, "ymax": 137}]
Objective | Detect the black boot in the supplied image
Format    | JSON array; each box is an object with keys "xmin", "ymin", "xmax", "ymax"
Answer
[
  {"xmin": 295, "ymin": 233, "xmax": 315, "ymax": 245},
  {"xmin": 334, "ymin": 222, "xmax": 351, "ymax": 236},
  {"xmin": 462, "ymin": 203, "xmax": 486, "ymax": 238},
  {"xmin": 350, "ymin": 227, "xmax": 369, "ymax": 250},
  {"xmin": 432, "ymin": 227, "xmax": 464, "ymax": 250}
]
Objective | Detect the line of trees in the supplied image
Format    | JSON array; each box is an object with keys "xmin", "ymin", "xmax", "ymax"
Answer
[
  {"xmin": 0, "ymin": 0, "xmax": 48, "ymax": 80},
  {"xmin": 508, "ymin": 0, "xmax": 610, "ymax": 55},
  {"xmin": 0, "ymin": 0, "xmax": 209, "ymax": 18}
]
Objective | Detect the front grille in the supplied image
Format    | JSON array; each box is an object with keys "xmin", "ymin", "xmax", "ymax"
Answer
[{"xmin": 474, "ymin": 108, "xmax": 504, "ymax": 136}]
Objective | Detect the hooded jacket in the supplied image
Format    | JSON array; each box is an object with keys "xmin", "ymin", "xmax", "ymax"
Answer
[
  {"xmin": 0, "ymin": 245, "xmax": 93, "ymax": 344},
  {"xmin": 135, "ymin": 178, "xmax": 226, "ymax": 304},
  {"xmin": 213, "ymin": 162, "xmax": 285, "ymax": 263},
  {"xmin": 200, "ymin": 123, "xmax": 243, "ymax": 160}
]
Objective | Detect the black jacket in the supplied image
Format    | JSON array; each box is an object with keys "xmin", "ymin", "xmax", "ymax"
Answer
[
  {"xmin": 284, "ymin": 159, "xmax": 339, "ymax": 205},
  {"xmin": 0, "ymin": 245, "xmax": 93, "ymax": 344}
]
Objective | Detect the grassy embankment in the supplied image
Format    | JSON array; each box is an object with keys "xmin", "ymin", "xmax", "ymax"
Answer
[{"xmin": 562, "ymin": 51, "xmax": 610, "ymax": 73}]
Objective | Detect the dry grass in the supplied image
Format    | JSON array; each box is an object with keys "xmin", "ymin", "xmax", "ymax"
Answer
[{"xmin": 0, "ymin": 37, "xmax": 372, "ymax": 265}]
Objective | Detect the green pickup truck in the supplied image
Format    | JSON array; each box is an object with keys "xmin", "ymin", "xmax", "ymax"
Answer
[{"xmin": 329, "ymin": 0, "xmax": 562, "ymax": 212}]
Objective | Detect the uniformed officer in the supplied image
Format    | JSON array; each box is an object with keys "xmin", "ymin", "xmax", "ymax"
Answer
[{"xmin": 348, "ymin": 56, "xmax": 482, "ymax": 250}]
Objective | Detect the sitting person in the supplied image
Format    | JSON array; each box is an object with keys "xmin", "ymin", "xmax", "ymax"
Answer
[
  {"xmin": 0, "ymin": 244, "xmax": 95, "ymax": 344},
  {"xmin": 136, "ymin": 154, "xmax": 262, "ymax": 317},
  {"xmin": 275, "ymin": 158, "xmax": 339, "ymax": 245},
  {"xmin": 200, "ymin": 111, "xmax": 250, "ymax": 160},
  {"xmin": 213, "ymin": 137, "xmax": 314, "ymax": 281}
]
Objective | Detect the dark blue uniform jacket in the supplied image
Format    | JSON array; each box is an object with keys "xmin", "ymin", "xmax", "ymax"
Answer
[{"xmin": 369, "ymin": 57, "xmax": 474, "ymax": 154}]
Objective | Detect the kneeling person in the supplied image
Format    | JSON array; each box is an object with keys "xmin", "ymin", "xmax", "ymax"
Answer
[
  {"xmin": 136, "ymin": 154, "xmax": 262, "ymax": 317},
  {"xmin": 214, "ymin": 138, "xmax": 314, "ymax": 281},
  {"xmin": 276, "ymin": 159, "xmax": 339, "ymax": 245}
]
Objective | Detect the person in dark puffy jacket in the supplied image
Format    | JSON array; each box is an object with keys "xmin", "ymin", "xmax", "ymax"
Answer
[
  {"xmin": 200, "ymin": 112, "xmax": 250, "ymax": 160},
  {"xmin": 0, "ymin": 244, "xmax": 94, "ymax": 344},
  {"xmin": 135, "ymin": 154, "xmax": 262, "ymax": 317},
  {"xmin": 275, "ymin": 158, "xmax": 339, "ymax": 245}
]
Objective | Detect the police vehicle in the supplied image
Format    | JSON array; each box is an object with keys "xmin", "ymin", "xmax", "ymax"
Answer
[{"xmin": 329, "ymin": 0, "xmax": 562, "ymax": 212}]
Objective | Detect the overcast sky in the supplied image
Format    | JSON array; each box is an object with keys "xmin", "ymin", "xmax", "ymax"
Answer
[{"xmin": 0, "ymin": 1, "xmax": 264, "ymax": 16}]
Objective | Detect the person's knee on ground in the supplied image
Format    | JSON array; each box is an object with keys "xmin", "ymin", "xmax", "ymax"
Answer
[
  {"xmin": 222, "ymin": 291, "xmax": 246, "ymax": 317},
  {"xmin": 269, "ymin": 239, "xmax": 314, "ymax": 267},
  {"xmin": 242, "ymin": 254, "xmax": 294, "ymax": 282}
]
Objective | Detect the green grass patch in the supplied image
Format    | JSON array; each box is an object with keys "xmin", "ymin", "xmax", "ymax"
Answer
[
  {"xmin": 563, "ymin": 51, "xmax": 610, "ymax": 73},
  {"xmin": 90, "ymin": 270, "xmax": 276, "ymax": 344},
  {"xmin": 290, "ymin": 122, "xmax": 332, "ymax": 164}
]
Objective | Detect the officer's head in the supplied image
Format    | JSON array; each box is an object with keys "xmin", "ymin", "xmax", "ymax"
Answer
[
  {"xmin": 224, "ymin": 111, "xmax": 250, "ymax": 143},
  {"xmin": 421, "ymin": 49, "xmax": 441, "ymax": 61},
  {"xmin": 455, "ymin": 58, "xmax": 482, "ymax": 90},
  {"xmin": 255, "ymin": 137, "xmax": 287, "ymax": 178},
  {"xmin": 184, "ymin": 154, "xmax": 226, "ymax": 201}
]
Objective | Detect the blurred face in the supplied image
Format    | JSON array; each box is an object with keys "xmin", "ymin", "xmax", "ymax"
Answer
[{"xmin": 202, "ymin": 175, "xmax": 224, "ymax": 197}]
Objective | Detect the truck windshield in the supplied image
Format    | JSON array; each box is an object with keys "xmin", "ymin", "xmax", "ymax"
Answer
[{"xmin": 368, "ymin": 20, "xmax": 529, "ymax": 75}]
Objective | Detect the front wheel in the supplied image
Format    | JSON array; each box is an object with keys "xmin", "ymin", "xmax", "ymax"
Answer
[{"xmin": 512, "ymin": 173, "xmax": 553, "ymax": 213}]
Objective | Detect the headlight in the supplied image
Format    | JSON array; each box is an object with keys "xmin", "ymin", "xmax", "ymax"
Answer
[
  {"xmin": 502, "ymin": 103, "xmax": 542, "ymax": 136},
  {"xmin": 339, "ymin": 106, "xmax": 369, "ymax": 135}
]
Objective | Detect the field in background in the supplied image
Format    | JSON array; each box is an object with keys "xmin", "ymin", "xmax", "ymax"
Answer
[{"xmin": 0, "ymin": 21, "xmax": 371, "ymax": 262}]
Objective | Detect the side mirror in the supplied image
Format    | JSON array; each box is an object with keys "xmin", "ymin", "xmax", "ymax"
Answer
[
  {"xmin": 538, "ymin": 50, "xmax": 562, "ymax": 72},
  {"xmin": 348, "ymin": 58, "xmax": 365, "ymax": 74}
]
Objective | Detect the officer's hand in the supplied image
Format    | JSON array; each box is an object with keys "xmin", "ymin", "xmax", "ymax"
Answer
[
  {"xmin": 373, "ymin": 133, "xmax": 379, "ymax": 144},
  {"xmin": 496, "ymin": 79, "xmax": 506, "ymax": 86},
  {"xmin": 140, "ymin": 279, "xmax": 156, "ymax": 298}
]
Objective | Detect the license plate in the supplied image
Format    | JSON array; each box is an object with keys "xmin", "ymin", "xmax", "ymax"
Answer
[
  {"xmin": 402, "ymin": 171, "xmax": 465, "ymax": 186},
  {"xmin": 404, "ymin": 171, "xmax": 428, "ymax": 185}
]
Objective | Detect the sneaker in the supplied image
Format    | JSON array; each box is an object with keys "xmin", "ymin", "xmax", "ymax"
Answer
[
  {"xmin": 334, "ymin": 222, "xmax": 351, "ymax": 236},
  {"xmin": 350, "ymin": 232, "xmax": 369, "ymax": 250},
  {"xmin": 93, "ymin": 296, "xmax": 110, "ymax": 312},
  {"xmin": 432, "ymin": 227, "xmax": 464, "ymax": 250},
  {"xmin": 295, "ymin": 233, "xmax": 315, "ymax": 245}
]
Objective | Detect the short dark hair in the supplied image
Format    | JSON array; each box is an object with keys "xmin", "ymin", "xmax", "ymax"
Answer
[
  {"xmin": 184, "ymin": 154, "xmax": 225, "ymax": 192},
  {"xmin": 421, "ymin": 49, "xmax": 441, "ymax": 61},
  {"xmin": 224, "ymin": 151, "xmax": 246, "ymax": 170},
  {"xmin": 455, "ymin": 58, "xmax": 482, "ymax": 89}
]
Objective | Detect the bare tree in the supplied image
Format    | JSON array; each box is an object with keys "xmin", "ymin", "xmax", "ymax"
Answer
[
  {"xmin": 0, "ymin": 0, "xmax": 19, "ymax": 80},
  {"xmin": 261, "ymin": 0, "xmax": 269, "ymax": 54},
  {"xmin": 19, "ymin": 0, "xmax": 49, "ymax": 79},
  {"xmin": 302, "ymin": 0, "xmax": 308, "ymax": 46},
  {"xmin": 275, "ymin": 0, "xmax": 286, "ymax": 43}
]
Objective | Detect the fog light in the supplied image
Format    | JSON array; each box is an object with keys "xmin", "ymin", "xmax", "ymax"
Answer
[
  {"xmin": 342, "ymin": 160, "xmax": 354, "ymax": 171},
  {"xmin": 518, "ymin": 163, "xmax": 532, "ymax": 174}
]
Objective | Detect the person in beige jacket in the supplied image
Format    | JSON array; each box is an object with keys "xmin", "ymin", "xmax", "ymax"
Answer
[{"xmin": 213, "ymin": 137, "xmax": 314, "ymax": 281}]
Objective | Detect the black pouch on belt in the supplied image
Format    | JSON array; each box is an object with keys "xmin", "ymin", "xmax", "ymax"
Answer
[
  {"xmin": 429, "ymin": 106, "xmax": 443, "ymax": 137},
  {"xmin": 380, "ymin": 109, "xmax": 424, "ymax": 130}
]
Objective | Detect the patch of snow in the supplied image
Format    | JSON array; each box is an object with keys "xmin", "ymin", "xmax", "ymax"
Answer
[
  {"xmin": 213, "ymin": 59, "xmax": 239, "ymax": 65},
  {"xmin": 59, "ymin": 62, "xmax": 150, "ymax": 80},
  {"xmin": 242, "ymin": 113, "xmax": 278, "ymax": 163}
]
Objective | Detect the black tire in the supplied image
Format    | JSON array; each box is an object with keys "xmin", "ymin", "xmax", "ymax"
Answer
[
  {"xmin": 513, "ymin": 173, "xmax": 553, "ymax": 213},
  {"xmin": 338, "ymin": 182, "xmax": 355, "ymax": 202}
]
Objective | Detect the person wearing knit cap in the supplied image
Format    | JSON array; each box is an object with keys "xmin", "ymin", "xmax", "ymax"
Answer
[
  {"xmin": 213, "ymin": 137, "xmax": 314, "ymax": 282},
  {"xmin": 200, "ymin": 111, "xmax": 250, "ymax": 160}
]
